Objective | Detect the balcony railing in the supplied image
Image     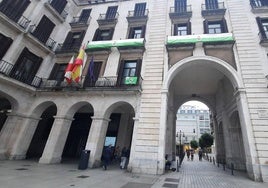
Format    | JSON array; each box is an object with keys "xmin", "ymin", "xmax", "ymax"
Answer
[
  {"xmin": 97, "ymin": 13, "xmax": 119, "ymax": 25},
  {"xmin": 0, "ymin": 6, "xmax": 31, "ymax": 30},
  {"xmin": 69, "ymin": 16, "xmax": 91, "ymax": 27},
  {"xmin": 55, "ymin": 42, "xmax": 81, "ymax": 54},
  {"xmin": 39, "ymin": 76, "xmax": 143, "ymax": 91},
  {"xmin": 201, "ymin": 2, "xmax": 226, "ymax": 17},
  {"xmin": 126, "ymin": 9, "xmax": 148, "ymax": 23},
  {"xmin": 250, "ymin": 0, "xmax": 268, "ymax": 8},
  {"xmin": 28, "ymin": 24, "xmax": 57, "ymax": 51},
  {"xmin": 169, "ymin": 5, "xmax": 192, "ymax": 19},
  {"xmin": 0, "ymin": 60, "xmax": 42, "ymax": 88}
]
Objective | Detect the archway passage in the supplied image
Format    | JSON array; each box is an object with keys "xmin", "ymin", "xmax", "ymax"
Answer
[
  {"xmin": 26, "ymin": 105, "xmax": 57, "ymax": 159},
  {"xmin": 62, "ymin": 109, "xmax": 93, "ymax": 162},
  {"xmin": 102, "ymin": 102, "xmax": 135, "ymax": 169},
  {"xmin": 163, "ymin": 57, "xmax": 249, "ymax": 176}
]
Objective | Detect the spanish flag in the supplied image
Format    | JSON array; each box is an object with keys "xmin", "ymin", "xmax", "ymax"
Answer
[
  {"xmin": 64, "ymin": 56, "xmax": 74, "ymax": 84},
  {"xmin": 71, "ymin": 45, "xmax": 86, "ymax": 83}
]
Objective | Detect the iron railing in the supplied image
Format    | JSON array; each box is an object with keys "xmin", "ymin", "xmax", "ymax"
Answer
[
  {"xmin": 55, "ymin": 42, "xmax": 81, "ymax": 53},
  {"xmin": 70, "ymin": 16, "xmax": 91, "ymax": 25},
  {"xmin": 201, "ymin": 2, "xmax": 225, "ymax": 11},
  {"xmin": 17, "ymin": 16, "xmax": 31, "ymax": 29},
  {"xmin": 170, "ymin": 5, "xmax": 192, "ymax": 14},
  {"xmin": 127, "ymin": 9, "xmax": 149, "ymax": 17},
  {"xmin": 97, "ymin": 12, "xmax": 119, "ymax": 20},
  {"xmin": 0, "ymin": 60, "xmax": 42, "ymax": 88},
  {"xmin": 250, "ymin": 0, "xmax": 268, "ymax": 8}
]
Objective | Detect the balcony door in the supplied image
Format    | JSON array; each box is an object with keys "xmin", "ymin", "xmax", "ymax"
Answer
[
  {"xmin": 134, "ymin": 3, "xmax": 146, "ymax": 17},
  {"xmin": 205, "ymin": 0, "xmax": 218, "ymax": 10},
  {"xmin": 50, "ymin": 0, "xmax": 67, "ymax": 14},
  {"xmin": 0, "ymin": 0, "xmax": 30, "ymax": 22},
  {"xmin": 117, "ymin": 60, "xmax": 141, "ymax": 86},
  {"xmin": 33, "ymin": 16, "xmax": 55, "ymax": 44},
  {"xmin": 174, "ymin": 0, "xmax": 187, "ymax": 13},
  {"xmin": 84, "ymin": 61, "xmax": 102, "ymax": 87},
  {"xmin": 10, "ymin": 48, "xmax": 42, "ymax": 84},
  {"xmin": 79, "ymin": 9, "xmax": 91, "ymax": 23},
  {"xmin": 106, "ymin": 6, "xmax": 118, "ymax": 19}
]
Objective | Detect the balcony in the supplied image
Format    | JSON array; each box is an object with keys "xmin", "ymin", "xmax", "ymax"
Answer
[
  {"xmin": 97, "ymin": 13, "xmax": 118, "ymax": 26},
  {"xmin": 201, "ymin": 2, "xmax": 226, "ymax": 18},
  {"xmin": 169, "ymin": 6, "xmax": 192, "ymax": 22},
  {"xmin": 55, "ymin": 43, "xmax": 81, "ymax": 54},
  {"xmin": 0, "ymin": 60, "xmax": 42, "ymax": 88},
  {"xmin": 126, "ymin": 9, "xmax": 149, "ymax": 24},
  {"xmin": 69, "ymin": 16, "xmax": 91, "ymax": 28},
  {"xmin": 28, "ymin": 24, "xmax": 57, "ymax": 51},
  {"xmin": 250, "ymin": 0, "xmax": 268, "ymax": 13},
  {"xmin": 0, "ymin": 6, "xmax": 31, "ymax": 30},
  {"xmin": 45, "ymin": 0, "xmax": 68, "ymax": 22},
  {"xmin": 38, "ymin": 76, "xmax": 143, "ymax": 91}
]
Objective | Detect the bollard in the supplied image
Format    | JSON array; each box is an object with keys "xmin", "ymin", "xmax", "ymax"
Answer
[
  {"xmin": 231, "ymin": 163, "xmax": 234, "ymax": 175},
  {"xmin": 213, "ymin": 157, "xmax": 215, "ymax": 165},
  {"xmin": 223, "ymin": 163, "xmax": 225, "ymax": 171},
  {"xmin": 177, "ymin": 160, "xmax": 179, "ymax": 172}
]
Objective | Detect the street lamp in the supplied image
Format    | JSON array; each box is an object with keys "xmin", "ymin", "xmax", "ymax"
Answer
[{"xmin": 176, "ymin": 130, "xmax": 185, "ymax": 167}]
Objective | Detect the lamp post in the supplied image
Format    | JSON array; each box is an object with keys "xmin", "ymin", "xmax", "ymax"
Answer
[{"xmin": 176, "ymin": 130, "xmax": 185, "ymax": 167}]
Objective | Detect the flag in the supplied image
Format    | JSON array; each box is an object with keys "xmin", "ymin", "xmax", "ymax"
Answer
[
  {"xmin": 71, "ymin": 45, "xmax": 86, "ymax": 83},
  {"xmin": 88, "ymin": 56, "xmax": 95, "ymax": 81},
  {"xmin": 64, "ymin": 56, "xmax": 74, "ymax": 84}
]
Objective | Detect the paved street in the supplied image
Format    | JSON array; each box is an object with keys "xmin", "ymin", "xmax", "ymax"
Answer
[{"xmin": 0, "ymin": 155, "xmax": 267, "ymax": 188}]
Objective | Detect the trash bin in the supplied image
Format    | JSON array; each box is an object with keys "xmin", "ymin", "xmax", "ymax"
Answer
[{"xmin": 78, "ymin": 150, "xmax": 90, "ymax": 170}]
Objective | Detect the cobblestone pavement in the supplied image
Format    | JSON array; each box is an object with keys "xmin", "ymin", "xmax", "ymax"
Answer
[
  {"xmin": 0, "ymin": 156, "xmax": 267, "ymax": 188},
  {"xmin": 152, "ymin": 155, "xmax": 268, "ymax": 188}
]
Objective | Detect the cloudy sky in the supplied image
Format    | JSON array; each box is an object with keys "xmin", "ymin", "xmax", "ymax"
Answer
[{"xmin": 183, "ymin": 100, "xmax": 209, "ymax": 110}]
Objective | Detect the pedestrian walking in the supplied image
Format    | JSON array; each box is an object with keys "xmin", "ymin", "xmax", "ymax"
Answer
[{"xmin": 102, "ymin": 144, "xmax": 112, "ymax": 170}]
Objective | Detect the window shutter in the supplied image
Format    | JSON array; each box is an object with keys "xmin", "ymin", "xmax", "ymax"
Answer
[
  {"xmin": 256, "ymin": 17, "xmax": 266, "ymax": 39},
  {"xmin": 221, "ymin": 19, "xmax": 228, "ymax": 33},
  {"xmin": 187, "ymin": 21, "xmax": 192, "ymax": 35},
  {"xmin": 136, "ymin": 59, "xmax": 142, "ymax": 78},
  {"xmin": 106, "ymin": 6, "xmax": 118, "ymax": 19},
  {"xmin": 203, "ymin": 20, "xmax": 208, "ymax": 34},
  {"xmin": 49, "ymin": 63, "xmax": 60, "ymax": 80},
  {"xmin": 51, "ymin": 0, "xmax": 67, "ymax": 14},
  {"xmin": 134, "ymin": 3, "xmax": 146, "ymax": 16},
  {"xmin": 93, "ymin": 29, "xmax": 100, "ymax": 41},
  {"xmin": 141, "ymin": 25, "xmax": 146, "ymax": 38},
  {"xmin": 174, "ymin": 24, "xmax": 178, "ymax": 36},
  {"xmin": 116, "ymin": 60, "xmax": 125, "ymax": 86},
  {"xmin": 79, "ymin": 9, "xmax": 91, "ymax": 23},
  {"xmin": 33, "ymin": 16, "xmax": 55, "ymax": 44},
  {"xmin": 108, "ymin": 28, "xmax": 115, "ymax": 40}
]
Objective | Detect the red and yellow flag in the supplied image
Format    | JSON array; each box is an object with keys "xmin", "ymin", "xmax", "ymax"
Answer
[
  {"xmin": 71, "ymin": 46, "xmax": 86, "ymax": 83},
  {"xmin": 64, "ymin": 56, "xmax": 74, "ymax": 84}
]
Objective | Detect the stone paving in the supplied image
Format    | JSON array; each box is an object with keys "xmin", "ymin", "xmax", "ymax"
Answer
[{"xmin": 0, "ymin": 156, "xmax": 267, "ymax": 188}]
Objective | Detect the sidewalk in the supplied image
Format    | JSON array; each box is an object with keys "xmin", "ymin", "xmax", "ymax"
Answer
[{"xmin": 0, "ymin": 156, "xmax": 267, "ymax": 188}]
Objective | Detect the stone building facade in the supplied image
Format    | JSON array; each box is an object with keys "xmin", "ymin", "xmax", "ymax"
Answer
[{"xmin": 0, "ymin": 0, "xmax": 267, "ymax": 182}]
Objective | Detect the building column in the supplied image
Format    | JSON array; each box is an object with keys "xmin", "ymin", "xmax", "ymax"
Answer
[
  {"xmin": 221, "ymin": 109, "xmax": 233, "ymax": 164},
  {"xmin": 165, "ymin": 108, "xmax": 175, "ymax": 158},
  {"xmin": 0, "ymin": 112, "xmax": 34, "ymax": 159},
  {"xmin": 235, "ymin": 89, "xmax": 262, "ymax": 181},
  {"xmin": 9, "ymin": 115, "xmax": 41, "ymax": 160},
  {"xmin": 85, "ymin": 116, "xmax": 110, "ymax": 168},
  {"xmin": 39, "ymin": 116, "xmax": 73, "ymax": 164}
]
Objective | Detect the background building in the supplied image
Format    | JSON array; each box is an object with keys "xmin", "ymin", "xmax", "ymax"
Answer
[
  {"xmin": 176, "ymin": 104, "xmax": 210, "ymax": 145},
  {"xmin": 0, "ymin": 0, "xmax": 268, "ymax": 182}
]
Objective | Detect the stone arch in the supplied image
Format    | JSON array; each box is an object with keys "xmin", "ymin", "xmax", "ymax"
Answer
[
  {"xmin": 103, "ymin": 101, "xmax": 135, "ymax": 120},
  {"xmin": 65, "ymin": 101, "xmax": 94, "ymax": 118},
  {"xmin": 163, "ymin": 56, "xmax": 244, "ymax": 91}
]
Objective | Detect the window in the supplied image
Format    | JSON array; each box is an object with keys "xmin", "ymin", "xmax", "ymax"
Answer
[
  {"xmin": 257, "ymin": 17, "xmax": 268, "ymax": 39},
  {"xmin": 251, "ymin": 0, "xmax": 268, "ymax": 7},
  {"xmin": 203, "ymin": 19, "xmax": 228, "ymax": 34},
  {"xmin": 49, "ymin": 63, "xmax": 66, "ymax": 82},
  {"xmin": 174, "ymin": 23, "xmax": 191, "ymax": 36},
  {"xmin": 199, "ymin": 115, "xmax": 204, "ymax": 120},
  {"xmin": 93, "ymin": 28, "xmax": 114, "ymax": 41},
  {"xmin": 79, "ymin": 9, "xmax": 91, "ymax": 23},
  {"xmin": 50, "ymin": 0, "xmax": 67, "ymax": 14},
  {"xmin": 117, "ymin": 59, "xmax": 142, "ymax": 85},
  {"xmin": 32, "ymin": 16, "xmax": 55, "ymax": 44},
  {"xmin": 10, "ymin": 48, "xmax": 42, "ymax": 84},
  {"xmin": 174, "ymin": 0, "xmax": 187, "ymax": 13},
  {"xmin": 106, "ymin": 6, "xmax": 118, "ymax": 19},
  {"xmin": 0, "ymin": 0, "xmax": 30, "ymax": 22},
  {"xmin": 0, "ymin": 34, "xmax": 13, "ymax": 59},
  {"xmin": 62, "ymin": 31, "xmax": 86, "ymax": 50},
  {"xmin": 205, "ymin": 0, "xmax": 219, "ymax": 10},
  {"xmin": 134, "ymin": 3, "xmax": 146, "ymax": 16},
  {"xmin": 128, "ymin": 26, "xmax": 146, "ymax": 39},
  {"xmin": 84, "ymin": 61, "xmax": 102, "ymax": 87}
]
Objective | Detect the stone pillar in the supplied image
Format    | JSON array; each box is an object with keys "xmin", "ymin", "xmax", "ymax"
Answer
[
  {"xmin": 165, "ymin": 108, "xmax": 174, "ymax": 158},
  {"xmin": 235, "ymin": 89, "xmax": 262, "ymax": 181},
  {"xmin": 0, "ymin": 112, "xmax": 31, "ymax": 159},
  {"xmin": 9, "ymin": 115, "xmax": 41, "ymax": 160},
  {"xmin": 39, "ymin": 116, "xmax": 73, "ymax": 164},
  {"xmin": 85, "ymin": 116, "xmax": 110, "ymax": 168},
  {"xmin": 221, "ymin": 109, "xmax": 233, "ymax": 164},
  {"xmin": 128, "ymin": 116, "xmax": 139, "ymax": 171},
  {"xmin": 157, "ymin": 90, "xmax": 168, "ymax": 174}
]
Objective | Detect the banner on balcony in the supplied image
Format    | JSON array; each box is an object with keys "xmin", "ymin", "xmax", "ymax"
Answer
[
  {"xmin": 167, "ymin": 33, "xmax": 234, "ymax": 45},
  {"xmin": 124, "ymin": 76, "xmax": 138, "ymax": 85}
]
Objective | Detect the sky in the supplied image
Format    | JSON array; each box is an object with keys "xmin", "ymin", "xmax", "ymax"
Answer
[{"xmin": 183, "ymin": 100, "xmax": 209, "ymax": 110}]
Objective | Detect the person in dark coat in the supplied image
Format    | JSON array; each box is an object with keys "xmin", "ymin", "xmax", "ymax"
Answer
[{"xmin": 103, "ymin": 144, "xmax": 112, "ymax": 170}]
